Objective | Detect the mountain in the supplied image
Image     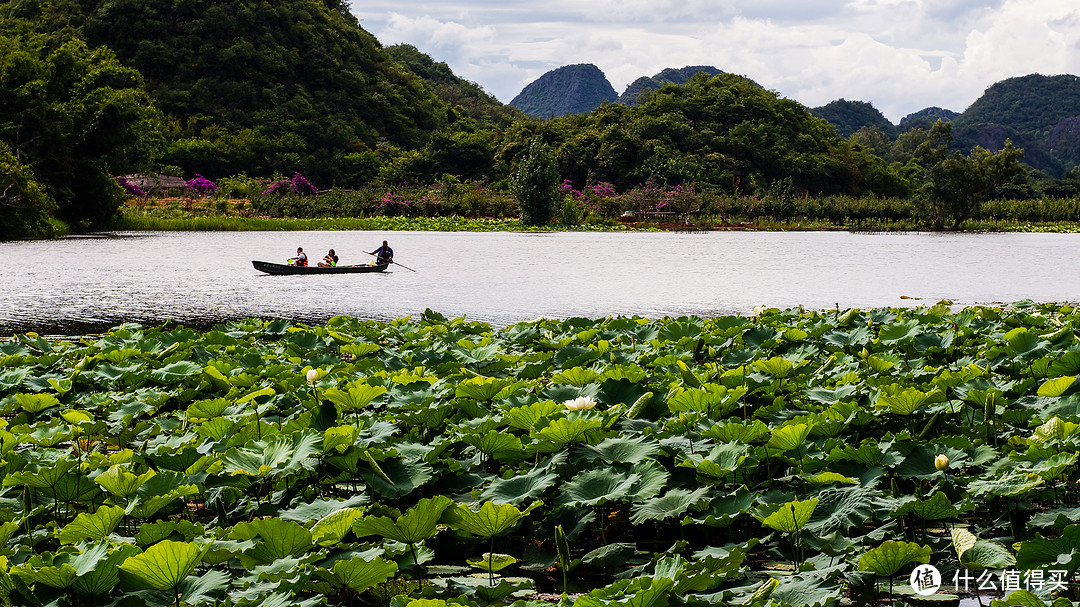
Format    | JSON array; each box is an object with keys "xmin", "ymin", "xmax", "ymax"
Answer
[
  {"xmin": 951, "ymin": 74, "xmax": 1080, "ymax": 175},
  {"xmin": 898, "ymin": 107, "xmax": 960, "ymax": 133},
  {"xmin": 510, "ymin": 64, "xmax": 617, "ymax": 118},
  {"xmin": 810, "ymin": 99, "xmax": 898, "ymax": 139},
  {"xmin": 618, "ymin": 65, "xmax": 723, "ymax": 105}
]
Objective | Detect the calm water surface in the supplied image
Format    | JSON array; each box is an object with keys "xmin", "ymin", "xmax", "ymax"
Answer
[{"xmin": 2, "ymin": 230, "xmax": 1078, "ymax": 334}]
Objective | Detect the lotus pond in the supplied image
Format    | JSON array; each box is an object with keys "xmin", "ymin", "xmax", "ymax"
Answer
[{"xmin": 3, "ymin": 304, "xmax": 1080, "ymax": 607}]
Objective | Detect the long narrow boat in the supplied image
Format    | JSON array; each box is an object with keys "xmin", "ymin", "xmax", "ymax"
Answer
[{"xmin": 252, "ymin": 260, "xmax": 389, "ymax": 275}]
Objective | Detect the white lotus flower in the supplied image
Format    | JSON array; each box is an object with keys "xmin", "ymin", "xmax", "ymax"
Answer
[
  {"xmin": 564, "ymin": 396, "xmax": 597, "ymax": 411},
  {"xmin": 935, "ymin": 454, "xmax": 950, "ymax": 471},
  {"xmin": 306, "ymin": 369, "xmax": 319, "ymax": 384}
]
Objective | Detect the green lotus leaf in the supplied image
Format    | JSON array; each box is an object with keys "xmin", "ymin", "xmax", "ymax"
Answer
[
  {"xmin": 311, "ymin": 508, "xmax": 364, "ymax": 546},
  {"xmin": 967, "ymin": 473, "xmax": 1044, "ymax": 499},
  {"xmin": 463, "ymin": 430, "xmax": 525, "ymax": 462},
  {"xmin": 809, "ymin": 472, "xmax": 859, "ymax": 485},
  {"xmin": 989, "ymin": 589, "xmax": 1061, "ymax": 607},
  {"xmin": 504, "ymin": 400, "xmax": 562, "ymax": 431},
  {"xmin": 579, "ymin": 436, "xmax": 661, "ymax": 464},
  {"xmin": 804, "ymin": 383, "xmax": 859, "ymax": 405},
  {"xmin": 552, "ymin": 367, "xmax": 601, "ymax": 387},
  {"xmin": 951, "ymin": 528, "xmax": 978, "ymax": 561},
  {"xmin": 879, "ymin": 320, "xmax": 921, "ymax": 345},
  {"xmin": 581, "ymin": 543, "xmax": 636, "ymax": 568},
  {"xmin": 324, "ymin": 383, "xmax": 386, "ymax": 411},
  {"xmin": 354, "ymin": 495, "xmax": 452, "ymax": 544},
  {"xmin": 466, "ymin": 553, "xmax": 516, "ymax": 572},
  {"xmin": 443, "ymin": 500, "xmax": 538, "ymax": 539},
  {"xmin": 823, "ymin": 326, "xmax": 872, "ymax": 349},
  {"xmin": 1031, "ymin": 417, "xmax": 1080, "ymax": 443},
  {"xmin": 875, "ymin": 385, "xmax": 939, "ymax": 415},
  {"xmin": 753, "ymin": 356, "xmax": 795, "ymax": 378},
  {"xmin": 759, "ymin": 498, "xmax": 819, "ymax": 533},
  {"xmin": 533, "ymin": 416, "xmax": 602, "ymax": 451},
  {"xmin": 769, "ymin": 570, "xmax": 844, "ymax": 607},
  {"xmin": 149, "ymin": 360, "xmax": 203, "ymax": 384},
  {"xmin": 867, "ymin": 354, "xmax": 899, "ymax": 374},
  {"xmin": 59, "ymin": 505, "xmax": 126, "ymax": 544},
  {"xmin": 857, "ymin": 540, "xmax": 931, "ymax": 577},
  {"xmin": 481, "ymin": 468, "xmax": 558, "ymax": 506},
  {"xmin": 1038, "ymin": 376, "xmax": 1077, "ymax": 398},
  {"xmin": 14, "ymin": 393, "xmax": 60, "ymax": 414},
  {"xmin": 72, "ymin": 543, "xmax": 141, "ymax": 596},
  {"xmin": 766, "ymin": 423, "xmax": 811, "ymax": 452},
  {"xmin": 703, "ymin": 420, "xmax": 770, "ymax": 444},
  {"xmin": 804, "ymin": 486, "xmax": 881, "ymax": 534},
  {"xmin": 598, "ymin": 364, "xmax": 647, "ymax": 383},
  {"xmin": 626, "ymin": 461, "xmax": 670, "ymax": 502},
  {"xmin": 1015, "ymin": 524, "xmax": 1080, "ymax": 578},
  {"xmin": 455, "ymin": 376, "xmax": 511, "ymax": 401},
  {"xmin": 629, "ymin": 487, "xmax": 710, "ymax": 524},
  {"xmin": 558, "ymin": 468, "xmax": 638, "ymax": 507},
  {"xmin": 574, "ymin": 576, "xmax": 673, "ymax": 607},
  {"xmin": 94, "ymin": 465, "xmax": 156, "ymax": 498},
  {"xmin": 892, "ymin": 492, "xmax": 960, "ymax": 521},
  {"xmin": 365, "ymin": 456, "xmax": 433, "ymax": 499},
  {"xmin": 323, "ymin": 425, "xmax": 359, "ymax": 454},
  {"xmin": 119, "ymin": 540, "xmax": 204, "ymax": 591},
  {"xmin": 134, "ymin": 520, "xmax": 204, "ymax": 547},
  {"xmin": 221, "ymin": 429, "xmax": 322, "ymax": 480},
  {"xmin": 279, "ymin": 495, "xmax": 370, "ymax": 523},
  {"xmin": 962, "ymin": 539, "xmax": 1016, "ymax": 571},
  {"xmin": 340, "ymin": 342, "xmax": 381, "ymax": 357},
  {"xmin": 235, "ymin": 385, "xmax": 276, "ymax": 405},
  {"xmin": 229, "ymin": 518, "xmax": 313, "ymax": 565},
  {"xmin": 322, "ymin": 556, "xmax": 397, "ymax": 593},
  {"xmin": 176, "ymin": 569, "xmax": 230, "ymax": 604},
  {"xmin": 5, "ymin": 457, "xmax": 77, "ymax": 489},
  {"xmin": 1005, "ymin": 327, "xmax": 1050, "ymax": 360}
]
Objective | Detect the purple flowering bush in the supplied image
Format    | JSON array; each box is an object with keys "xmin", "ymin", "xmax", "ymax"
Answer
[
  {"xmin": 261, "ymin": 172, "xmax": 318, "ymax": 197},
  {"xmin": 185, "ymin": 175, "xmax": 218, "ymax": 197},
  {"xmin": 117, "ymin": 176, "xmax": 146, "ymax": 198}
]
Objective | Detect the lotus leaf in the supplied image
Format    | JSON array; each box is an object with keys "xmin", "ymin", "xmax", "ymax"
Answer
[
  {"xmin": 149, "ymin": 360, "xmax": 203, "ymax": 384},
  {"xmin": 13, "ymin": 393, "xmax": 60, "ymax": 414},
  {"xmin": 533, "ymin": 416, "xmax": 602, "ymax": 451},
  {"xmin": 874, "ymin": 385, "xmax": 940, "ymax": 415},
  {"xmin": 481, "ymin": 468, "xmax": 558, "ymax": 506},
  {"xmin": 322, "ymin": 425, "xmax": 359, "ymax": 454},
  {"xmin": 94, "ymin": 465, "xmax": 156, "ymax": 498},
  {"xmin": 59, "ymin": 505, "xmax": 126, "ymax": 544},
  {"xmin": 119, "ymin": 540, "xmax": 204, "ymax": 591},
  {"xmin": 455, "ymin": 376, "xmax": 511, "ymax": 401},
  {"xmin": 892, "ymin": 492, "xmax": 960, "ymax": 521},
  {"xmin": 353, "ymin": 495, "xmax": 453, "ymax": 544},
  {"xmin": 504, "ymin": 400, "xmax": 562, "ymax": 430},
  {"xmin": 759, "ymin": 498, "xmax": 818, "ymax": 533},
  {"xmin": 467, "ymin": 552, "xmax": 516, "ymax": 572},
  {"xmin": 1005, "ymin": 328, "xmax": 1050, "ymax": 360},
  {"xmin": 134, "ymin": 520, "xmax": 204, "ymax": 547},
  {"xmin": 321, "ymin": 556, "xmax": 397, "ymax": 593},
  {"xmin": 858, "ymin": 540, "xmax": 931, "ymax": 576},
  {"xmin": 878, "ymin": 319, "xmax": 921, "ymax": 345},
  {"xmin": 1037, "ymin": 376, "xmax": 1077, "ymax": 398},
  {"xmin": 324, "ymin": 382, "xmax": 386, "ymax": 410},
  {"xmin": 443, "ymin": 500, "xmax": 538, "ymax": 539},
  {"xmin": 463, "ymin": 430, "xmax": 525, "ymax": 462},
  {"xmin": 72, "ymin": 543, "xmax": 141, "ymax": 596},
  {"xmin": 311, "ymin": 508, "xmax": 364, "ymax": 546},
  {"xmin": 574, "ymin": 576, "xmax": 673, "ymax": 607},
  {"xmin": 766, "ymin": 423, "xmax": 811, "ymax": 452},
  {"xmin": 230, "ymin": 518, "xmax": 313, "ymax": 566},
  {"xmin": 967, "ymin": 473, "xmax": 1044, "ymax": 499},
  {"xmin": 1015, "ymin": 524, "xmax": 1080, "ymax": 578},
  {"xmin": 630, "ymin": 487, "xmax": 710, "ymax": 524},
  {"xmin": 559, "ymin": 468, "xmax": 638, "ymax": 507},
  {"xmin": 579, "ymin": 435, "xmax": 660, "ymax": 464}
]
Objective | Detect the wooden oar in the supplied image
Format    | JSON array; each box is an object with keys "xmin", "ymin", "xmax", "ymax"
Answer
[{"xmin": 366, "ymin": 251, "xmax": 416, "ymax": 272}]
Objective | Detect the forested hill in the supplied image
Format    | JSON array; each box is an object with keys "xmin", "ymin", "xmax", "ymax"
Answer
[
  {"xmin": 810, "ymin": 99, "xmax": 898, "ymax": 139},
  {"xmin": 509, "ymin": 64, "xmax": 617, "ymax": 118},
  {"xmin": 618, "ymin": 66, "xmax": 723, "ymax": 105},
  {"xmin": 0, "ymin": 0, "xmax": 449, "ymax": 183}
]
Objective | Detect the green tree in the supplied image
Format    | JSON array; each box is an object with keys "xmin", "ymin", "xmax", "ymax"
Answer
[
  {"xmin": 509, "ymin": 137, "xmax": 558, "ymax": 225},
  {"xmin": 0, "ymin": 142, "xmax": 56, "ymax": 238},
  {"xmin": 0, "ymin": 35, "xmax": 162, "ymax": 229},
  {"xmin": 917, "ymin": 121, "xmax": 1026, "ymax": 229}
]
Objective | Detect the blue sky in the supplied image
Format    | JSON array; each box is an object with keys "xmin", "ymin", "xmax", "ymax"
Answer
[{"xmin": 352, "ymin": 0, "xmax": 1080, "ymax": 122}]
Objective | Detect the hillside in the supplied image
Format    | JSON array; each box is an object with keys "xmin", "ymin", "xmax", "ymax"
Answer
[
  {"xmin": 952, "ymin": 74, "xmax": 1080, "ymax": 175},
  {"xmin": 898, "ymin": 106, "xmax": 960, "ymax": 132},
  {"xmin": 385, "ymin": 44, "xmax": 525, "ymax": 128},
  {"xmin": 810, "ymin": 99, "xmax": 898, "ymax": 139},
  {"xmin": 0, "ymin": 0, "xmax": 449, "ymax": 184},
  {"xmin": 618, "ymin": 65, "xmax": 723, "ymax": 105},
  {"xmin": 509, "ymin": 63, "xmax": 617, "ymax": 118}
]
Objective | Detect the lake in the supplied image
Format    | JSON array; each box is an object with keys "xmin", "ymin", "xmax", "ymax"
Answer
[{"xmin": 2, "ymin": 230, "xmax": 1079, "ymax": 335}]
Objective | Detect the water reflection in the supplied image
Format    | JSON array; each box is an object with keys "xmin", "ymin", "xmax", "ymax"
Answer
[{"xmin": 2, "ymin": 230, "xmax": 1079, "ymax": 334}]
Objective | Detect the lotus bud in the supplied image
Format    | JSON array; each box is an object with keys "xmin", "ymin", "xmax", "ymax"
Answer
[
  {"xmin": 306, "ymin": 369, "xmax": 319, "ymax": 384},
  {"xmin": 935, "ymin": 454, "xmax": 949, "ymax": 471},
  {"xmin": 564, "ymin": 396, "xmax": 597, "ymax": 411}
]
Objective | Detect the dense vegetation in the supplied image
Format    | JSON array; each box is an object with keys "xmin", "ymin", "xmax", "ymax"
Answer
[
  {"xmin": 1, "ymin": 0, "xmax": 1079, "ymax": 239},
  {"xmin": 509, "ymin": 64, "xmax": 617, "ymax": 119},
  {"xmin": 810, "ymin": 100, "xmax": 898, "ymax": 140},
  {"xmin": 4, "ymin": 303, "xmax": 1080, "ymax": 606}
]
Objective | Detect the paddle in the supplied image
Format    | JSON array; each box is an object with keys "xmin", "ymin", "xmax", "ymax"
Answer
[{"xmin": 365, "ymin": 251, "xmax": 416, "ymax": 272}]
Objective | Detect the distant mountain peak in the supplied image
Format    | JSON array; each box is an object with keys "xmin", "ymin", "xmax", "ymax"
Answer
[
  {"xmin": 618, "ymin": 65, "xmax": 723, "ymax": 105},
  {"xmin": 509, "ymin": 63, "xmax": 617, "ymax": 118}
]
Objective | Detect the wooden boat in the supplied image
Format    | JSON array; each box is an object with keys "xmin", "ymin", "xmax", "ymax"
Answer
[{"xmin": 252, "ymin": 260, "xmax": 389, "ymax": 275}]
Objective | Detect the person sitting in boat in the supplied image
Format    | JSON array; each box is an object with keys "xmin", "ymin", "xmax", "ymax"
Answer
[
  {"xmin": 369, "ymin": 240, "xmax": 393, "ymax": 265},
  {"xmin": 287, "ymin": 247, "xmax": 308, "ymax": 267},
  {"xmin": 319, "ymin": 249, "xmax": 338, "ymax": 267}
]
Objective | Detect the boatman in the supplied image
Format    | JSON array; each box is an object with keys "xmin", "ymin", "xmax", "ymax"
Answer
[
  {"xmin": 369, "ymin": 240, "xmax": 393, "ymax": 265},
  {"xmin": 288, "ymin": 247, "xmax": 308, "ymax": 267}
]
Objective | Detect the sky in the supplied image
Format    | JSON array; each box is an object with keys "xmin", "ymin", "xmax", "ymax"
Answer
[{"xmin": 351, "ymin": 0, "xmax": 1080, "ymax": 123}]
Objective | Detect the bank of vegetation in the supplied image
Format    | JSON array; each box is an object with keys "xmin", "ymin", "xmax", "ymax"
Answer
[
  {"xmin": 2, "ymin": 0, "xmax": 1080, "ymax": 239},
  {"xmin": 3, "ymin": 304, "xmax": 1080, "ymax": 606}
]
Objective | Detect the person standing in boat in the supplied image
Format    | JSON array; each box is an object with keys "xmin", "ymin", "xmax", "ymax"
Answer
[
  {"xmin": 369, "ymin": 240, "xmax": 393, "ymax": 264},
  {"xmin": 319, "ymin": 249, "xmax": 338, "ymax": 267},
  {"xmin": 288, "ymin": 247, "xmax": 308, "ymax": 267}
]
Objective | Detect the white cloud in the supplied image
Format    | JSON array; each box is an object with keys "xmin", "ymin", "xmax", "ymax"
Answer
[{"xmin": 355, "ymin": 0, "xmax": 1080, "ymax": 123}]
